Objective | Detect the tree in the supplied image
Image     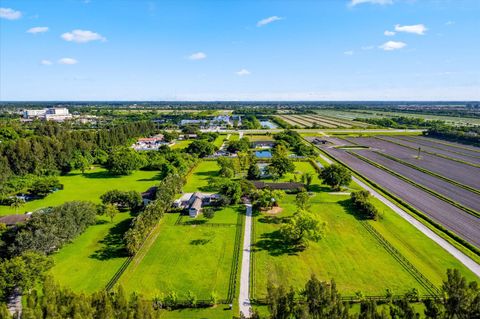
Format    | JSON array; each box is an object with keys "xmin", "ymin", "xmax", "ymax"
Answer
[
  {"xmin": 10, "ymin": 196, "xmax": 25, "ymax": 214},
  {"xmin": 218, "ymin": 157, "xmax": 236, "ymax": 177},
  {"xmin": 247, "ymin": 163, "xmax": 261, "ymax": 180},
  {"xmin": 351, "ymin": 190, "xmax": 379, "ymax": 220},
  {"xmin": 227, "ymin": 137, "xmax": 250, "ymax": 153},
  {"xmin": 70, "ymin": 153, "xmax": 90, "ymax": 173},
  {"xmin": 254, "ymin": 189, "xmax": 284, "ymax": 210},
  {"xmin": 101, "ymin": 190, "xmax": 142, "ymax": 211},
  {"xmin": 269, "ymin": 144, "xmax": 295, "ymax": 177},
  {"xmin": 30, "ymin": 176, "xmax": 62, "ymax": 198},
  {"xmin": 203, "ymin": 207, "xmax": 215, "ymax": 219},
  {"xmin": 106, "ymin": 148, "xmax": 146, "ymax": 175},
  {"xmin": 295, "ymin": 190, "xmax": 310, "ymax": 211},
  {"xmin": 280, "ymin": 210, "xmax": 325, "ymax": 248},
  {"xmin": 186, "ymin": 140, "xmax": 216, "ymax": 158},
  {"xmin": 319, "ymin": 164, "xmax": 351, "ymax": 191},
  {"xmin": 301, "ymin": 172, "xmax": 314, "ymax": 190},
  {"xmin": 100, "ymin": 203, "xmax": 119, "ymax": 222}
]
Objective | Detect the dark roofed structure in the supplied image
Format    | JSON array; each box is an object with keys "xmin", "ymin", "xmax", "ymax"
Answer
[
  {"xmin": 253, "ymin": 181, "xmax": 305, "ymax": 191},
  {"xmin": 0, "ymin": 214, "xmax": 30, "ymax": 227},
  {"xmin": 141, "ymin": 186, "xmax": 158, "ymax": 201}
]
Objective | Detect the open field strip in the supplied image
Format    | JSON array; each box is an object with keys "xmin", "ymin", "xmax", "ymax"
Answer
[
  {"xmin": 313, "ymin": 113, "xmax": 371, "ymax": 127},
  {"xmin": 356, "ymin": 110, "xmax": 480, "ymax": 126},
  {"xmin": 347, "ymin": 137, "xmax": 480, "ymax": 190},
  {"xmin": 0, "ymin": 167, "xmax": 162, "ymax": 216},
  {"xmin": 244, "ymin": 134, "xmax": 274, "ymax": 141},
  {"xmin": 388, "ymin": 136, "xmax": 480, "ymax": 165},
  {"xmin": 410, "ymin": 136, "xmax": 480, "ymax": 154},
  {"xmin": 397, "ymin": 136, "xmax": 480, "ymax": 159},
  {"xmin": 282, "ymin": 115, "xmax": 313, "ymax": 127},
  {"xmin": 251, "ymin": 161, "xmax": 477, "ymax": 301},
  {"xmin": 370, "ymin": 151, "xmax": 480, "ymax": 196},
  {"xmin": 312, "ymin": 150, "xmax": 480, "ymax": 278},
  {"xmin": 302, "ymin": 114, "xmax": 351, "ymax": 128},
  {"xmin": 289, "ymin": 115, "xmax": 337, "ymax": 128},
  {"xmin": 348, "ymin": 150, "xmax": 480, "ymax": 216},
  {"xmin": 376, "ymin": 136, "xmax": 480, "ymax": 168},
  {"xmin": 274, "ymin": 115, "xmax": 306, "ymax": 128}
]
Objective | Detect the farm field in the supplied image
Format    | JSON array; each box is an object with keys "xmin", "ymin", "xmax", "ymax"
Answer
[
  {"xmin": 50, "ymin": 212, "xmax": 132, "ymax": 292},
  {"xmin": 411, "ymin": 136, "xmax": 480, "ymax": 154},
  {"xmin": 276, "ymin": 114, "xmax": 368, "ymax": 129},
  {"xmin": 0, "ymin": 167, "xmax": 161, "ymax": 216},
  {"xmin": 252, "ymin": 162, "xmax": 477, "ymax": 299},
  {"xmin": 386, "ymin": 136, "xmax": 480, "ymax": 165},
  {"xmin": 314, "ymin": 141, "xmax": 480, "ymax": 248},
  {"xmin": 347, "ymin": 137, "xmax": 480, "ymax": 189}
]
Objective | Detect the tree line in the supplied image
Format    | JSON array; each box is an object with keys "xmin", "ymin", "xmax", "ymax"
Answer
[{"xmin": 424, "ymin": 124, "xmax": 480, "ymax": 147}]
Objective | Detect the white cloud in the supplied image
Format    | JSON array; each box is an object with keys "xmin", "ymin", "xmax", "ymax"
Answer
[
  {"xmin": 188, "ymin": 52, "xmax": 207, "ymax": 60},
  {"xmin": 445, "ymin": 21, "xmax": 455, "ymax": 26},
  {"xmin": 257, "ymin": 16, "xmax": 283, "ymax": 27},
  {"xmin": 40, "ymin": 60, "xmax": 53, "ymax": 65},
  {"xmin": 61, "ymin": 29, "xmax": 106, "ymax": 43},
  {"xmin": 394, "ymin": 24, "xmax": 427, "ymax": 35},
  {"xmin": 58, "ymin": 58, "xmax": 78, "ymax": 65},
  {"xmin": 344, "ymin": 50, "xmax": 354, "ymax": 56},
  {"xmin": 236, "ymin": 69, "xmax": 251, "ymax": 76},
  {"xmin": 379, "ymin": 40, "xmax": 406, "ymax": 51},
  {"xmin": 349, "ymin": 0, "xmax": 393, "ymax": 7},
  {"xmin": 0, "ymin": 7, "xmax": 22, "ymax": 20},
  {"xmin": 384, "ymin": 30, "xmax": 396, "ymax": 36},
  {"xmin": 27, "ymin": 26, "xmax": 49, "ymax": 34}
]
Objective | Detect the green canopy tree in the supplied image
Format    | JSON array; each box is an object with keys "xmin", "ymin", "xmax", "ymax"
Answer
[{"xmin": 319, "ymin": 164, "xmax": 351, "ymax": 191}]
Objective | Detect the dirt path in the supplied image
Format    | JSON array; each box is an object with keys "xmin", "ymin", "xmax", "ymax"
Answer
[
  {"xmin": 316, "ymin": 153, "xmax": 480, "ymax": 277},
  {"xmin": 239, "ymin": 203, "xmax": 252, "ymax": 317}
]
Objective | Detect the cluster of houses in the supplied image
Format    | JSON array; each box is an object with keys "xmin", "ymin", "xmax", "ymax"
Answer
[
  {"xmin": 23, "ymin": 107, "xmax": 72, "ymax": 122},
  {"xmin": 180, "ymin": 115, "xmax": 242, "ymax": 130},
  {"xmin": 131, "ymin": 134, "xmax": 171, "ymax": 151}
]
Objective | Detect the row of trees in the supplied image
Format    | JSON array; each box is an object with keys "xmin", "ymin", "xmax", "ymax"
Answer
[
  {"xmin": 124, "ymin": 173, "xmax": 185, "ymax": 255},
  {"xmin": 425, "ymin": 124, "xmax": 480, "ymax": 147},
  {"xmin": 273, "ymin": 130, "xmax": 316, "ymax": 156},
  {"xmin": 260, "ymin": 269, "xmax": 480, "ymax": 319},
  {"xmin": 1, "ymin": 201, "xmax": 98, "ymax": 257}
]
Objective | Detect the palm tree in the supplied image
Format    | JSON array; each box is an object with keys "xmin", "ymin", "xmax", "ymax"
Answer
[{"xmin": 10, "ymin": 197, "xmax": 25, "ymax": 214}]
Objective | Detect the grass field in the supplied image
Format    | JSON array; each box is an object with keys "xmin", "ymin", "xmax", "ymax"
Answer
[
  {"xmin": 252, "ymin": 161, "xmax": 477, "ymax": 298},
  {"xmin": 50, "ymin": 212, "xmax": 132, "ymax": 292},
  {"xmin": 244, "ymin": 134, "xmax": 274, "ymax": 141},
  {"xmin": 170, "ymin": 139, "xmax": 192, "ymax": 150},
  {"xmin": 0, "ymin": 167, "xmax": 161, "ymax": 216},
  {"xmin": 158, "ymin": 307, "xmax": 233, "ymax": 318},
  {"xmin": 183, "ymin": 161, "xmax": 220, "ymax": 193},
  {"xmin": 119, "ymin": 205, "xmax": 241, "ymax": 299}
]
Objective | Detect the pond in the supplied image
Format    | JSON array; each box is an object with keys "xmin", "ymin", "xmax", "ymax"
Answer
[
  {"xmin": 255, "ymin": 150, "xmax": 272, "ymax": 158},
  {"xmin": 260, "ymin": 120, "xmax": 278, "ymax": 129}
]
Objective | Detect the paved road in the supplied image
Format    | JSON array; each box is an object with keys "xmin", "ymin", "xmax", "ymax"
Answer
[
  {"xmin": 317, "ymin": 152, "xmax": 480, "ymax": 278},
  {"xmin": 239, "ymin": 203, "xmax": 252, "ymax": 317}
]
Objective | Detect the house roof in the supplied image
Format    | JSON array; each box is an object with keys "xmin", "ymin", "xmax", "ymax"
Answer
[
  {"xmin": 253, "ymin": 181, "xmax": 305, "ymax": 191},
  {"xmin": 190, "ymin": 197, "xmax": 202, "ymax": 210},
  {"xmin": 142, "ymin": 186, "xmax": 158, "ymax": 200},
  {"xmin": 0, "ymin": 214, "xmax": 30, "ymax": 226}
]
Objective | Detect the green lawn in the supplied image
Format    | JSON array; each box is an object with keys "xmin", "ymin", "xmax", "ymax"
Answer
[
  {"xmin": 50, "ymin": 212, "xmax": 132, "ymax": 292},
  {"xmin": 170, "ymin": 139, "xmax": 193, "ymax": 150},
  {"xmin": 119, "ymin": 212, "xmax": 240, "ymax": 299},
  {"xmin": 252, "ymin": 162, "xmax": 477, "ymax": 298},
  {"xmin": 158, "ymin": 307, "xmax": 233, "ymax": 318},
  {"xmin": 0, "ymin": 167, "xmax": 161, "ymax": 216},
  {"xmin": 245, "ymin": 134, "xmax": 274, "ymax": 141},
  {"xmin": 183, "ymin": 161, "xmax": 220, "ymax": 193}
]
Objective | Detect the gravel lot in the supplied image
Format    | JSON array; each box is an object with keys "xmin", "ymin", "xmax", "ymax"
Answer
[
  {"xmin": 318, "ymin": 145, "xmax": 480, "ymax": 248},
  {"xmin": 347, "ymin": 137, "xmax": 480, "ymax": 190},
  {"xmin": 353, "ymin": 149, "xmax": 480, "ymax": 212}
]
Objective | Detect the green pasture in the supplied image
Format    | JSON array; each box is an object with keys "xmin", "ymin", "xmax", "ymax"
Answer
[
  {"xmin": 252, "ymin": 161, "xmax": 477, "ymax": 298},
  {"xmin": 0, "ymin": 167, "xmax": 161, "ymax": 216},
  {"xmin": 183, "ymin": 161, "xmax": 220, "ymax": 193},
  {"xmin": 119, "ymin": 211, "xmax": 240, "ymax": 299},
  {"xmin": 50, "ymin": 212, "xmax": 133, "ymax": 292},
  {"xmin": 170, "ymin": 139, "xmax": 192, "ymax": 150}
]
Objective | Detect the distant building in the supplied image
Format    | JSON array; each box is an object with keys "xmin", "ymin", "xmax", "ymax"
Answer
[
  {"xmin": 23, "ymin": 107, "xmax": 72, "ymax": 121},
  {"xmin": 0, "ymin": 213, "xmax": 31, "ymax": 227},
  {"xmin": 132, "ymin": 134, "xmax": 167, "ymax": 151}
]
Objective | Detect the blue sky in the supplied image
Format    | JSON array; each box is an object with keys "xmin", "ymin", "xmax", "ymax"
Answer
[{"xmin": 0, "ymin": 0, "xmax": 479, "ymax": 101}]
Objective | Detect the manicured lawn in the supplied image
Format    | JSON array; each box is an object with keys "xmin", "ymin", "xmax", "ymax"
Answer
[
  {"xmin": 183, "ymin": 161, "xmax": 220, "ymax": 193},
  {"xmin": 229, "ymin": 134, "xmax": 240, "ymax": 141},
  {"xmin": 0, "ymin": 167, "xmax": 161, "ymax": 216},
  {"xmin": 119, "ymin": 212, "xmax": 240, "ymax": 299},
  {"xmin": 252, "ymin": 162, "xmax": 476, "ymax": 298},
  {"xmin": 245, "ymin": 134, "xmax": 274, "ymax": 141},
  {"xmin": 170, "ymin": 139, "xmax": 192, "ymax": 150},
  {"xmin": 50, "ymin": 212, "xmax": 133, "ymax": 292},
  {"xmin": 213, "ymin": 135, "xmax": 227, "ymax": 148}
]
